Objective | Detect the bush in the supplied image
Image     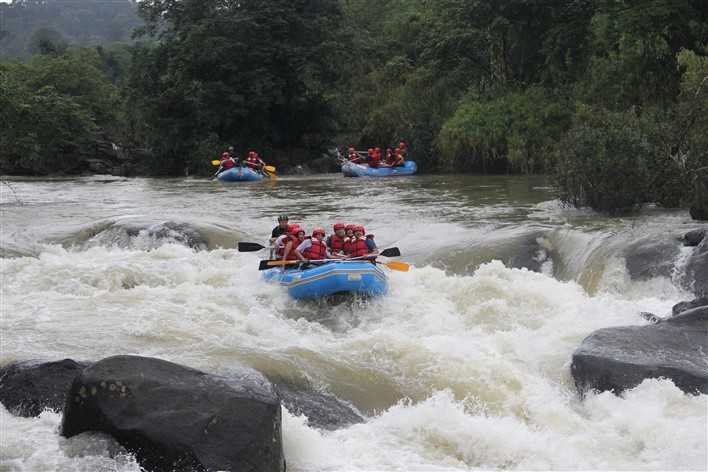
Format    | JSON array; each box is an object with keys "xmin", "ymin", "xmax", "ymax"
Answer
[{"xmin": 555, "ymin": 107, "xmax": 651, "ymax": 214}]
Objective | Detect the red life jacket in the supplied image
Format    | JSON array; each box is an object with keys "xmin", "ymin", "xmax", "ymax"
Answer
[
  {"xmin": 349, "ymin": 236, "xmax": 369, "ymax": 258},
  {"xmin": 221, "ymin": 157, "xmax": 235, "ymax": 169},
  {"xmin": 303, "ymin": 239, "xmax": 327, "ymax": 260},
  {"xmin": 245, "ymin": 157, "xmax": 259, "ymax": 169},
  {"xmin": 343, "ymin": 237, "xmax": 353, "ymax": 255},
  {"xmin": 327, "ymin": 234, "xmax": 345, "ymax": 252},
  {"xmin": 275, "ymin": 235, "xmax": 298, "ymax": 257},
  {"xmin": 370, "ymin": 153, "xmax": 380, "ymax": 168}
]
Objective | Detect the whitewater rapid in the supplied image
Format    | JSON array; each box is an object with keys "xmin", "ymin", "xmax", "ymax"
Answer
[{"xmin": 1, "ymin": 175, "xmax": 706, "ymax": 471}]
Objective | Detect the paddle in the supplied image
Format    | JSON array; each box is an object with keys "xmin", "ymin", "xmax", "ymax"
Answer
[
  {"xmin": 211, "ymin": 160, "xmax": 221, "ymax": 166},
  {"xmin": 238, "ymin": 242, "xmax": 267, "ymax": 252},
  {"xmin": 259, "ymin": 257, "xmax": 410, "ymax": 272},
  {"xmin": 258, "ymin": 247, "xmax": 407, "ymax": 271}
]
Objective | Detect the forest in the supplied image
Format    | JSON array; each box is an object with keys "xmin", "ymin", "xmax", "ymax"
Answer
[{"xmin": 1, "ymin": 0, "xmax": 707, "ymax": 212}]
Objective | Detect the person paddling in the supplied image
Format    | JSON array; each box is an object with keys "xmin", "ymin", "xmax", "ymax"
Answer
[
  {"xmin": 296, "ymin": 228, "xmax": 339, "ymax": 262},
  {"xmin": 281, "ymin": 226, "xmax": 306, "ymax": 262},
  {"xmin": 348, "ymin": 225, "xmax": 377, "ymax": 258},
  {"xmin": 326, "ymin": 223, "xmax": 347, "ymax": 256}
]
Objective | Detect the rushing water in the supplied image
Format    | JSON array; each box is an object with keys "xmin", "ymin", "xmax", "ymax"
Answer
[{"xmin": 1, "ymin": 174, "xmax": 706, "ymax": 471}]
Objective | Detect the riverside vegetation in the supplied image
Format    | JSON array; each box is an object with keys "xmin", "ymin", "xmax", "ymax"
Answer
[{"xmin": 1, "ymin": 0, "xmax": 707, "ymax": 214}]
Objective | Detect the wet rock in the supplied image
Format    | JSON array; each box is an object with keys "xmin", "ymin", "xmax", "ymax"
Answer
[
  {"xmin": 274, "ymin": 382, "xmax": 364, "ymax": 430},
  {"xmin": 638, "ymin": 312, "xmax": 662, "ymax": 323},
  {"xmin": 0, "ymin": 359, "xmax": 89, "ymax": 417},
  {"xmin": 682, "ymin": 229, "xmax": 705, "ymax": 247},
  {"xmin": 623, "ymin": 238, "xmax": 679, "ymax": 280},
  {"xmin": 672, "ymin": 297, "xmax": 708, "ymax": 316},
  {"xmin": 685, "ymin": 238, "xmax": 708, "ymax": 296},
  {"xmin": 571, "ymin": 306, "xmax": 708, "ymax": 396},
  {"xmin": 689, "ymin": 166, "xmax": 708, "ymax": 221},
  {"xmin": 62, "ymin": 356, "xmax": 285, "ymax": 472}
]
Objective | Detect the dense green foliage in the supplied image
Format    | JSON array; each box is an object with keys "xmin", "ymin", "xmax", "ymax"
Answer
[
  {"xmin": 0, "ymin": 48, "xmax": 121, "ymax": 174},
  {"xmin": 1, "ymin": 0, "xmax": 707, "ymax": 213},
  {"xmin": 0, "ymin": 0, "xmax": 141, "ymax": 57}
]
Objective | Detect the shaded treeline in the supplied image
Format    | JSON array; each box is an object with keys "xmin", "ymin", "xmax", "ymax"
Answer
[{"xmin": 1, "ymin": 0, "xmax": 707, "ymax": 213}]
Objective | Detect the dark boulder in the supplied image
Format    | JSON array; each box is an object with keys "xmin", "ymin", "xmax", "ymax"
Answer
[
  {"xmin": 62, "ymin": 355, "xmax": 285, "ymax": 472},
  {"xmin": 682, "ymin": 229, "xmax": 705, "ymax": 247},
  {"xmin": 685, "ymin": 238, "xmax": 708, "ymax": 296},
  {"xmin": 672, "ymin": 297, "xmax": 708, "ymax": 316},
  {"xmin": 571, "ymin": 306, "xmax": 708, "ymax": 396},
  {"xmin": 689, "ymin": 166, "xmax": 708, "ymax": 221},
  {"xmin": 0, "ymin": 359, "xmax": 89, "ymax": 417},
  {"xmin": 623, "ymin": 238, "xmax": 679, "ymax": 280}
]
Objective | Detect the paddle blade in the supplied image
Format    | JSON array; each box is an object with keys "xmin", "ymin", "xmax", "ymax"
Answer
[
  {"xmin": 264, "ymin": 165, "xmax": 276, "ymax": 174},
  {"xmin": 380, "ymin": 247, "xmax": 400, "ymax": 257},
  {"xmin": 238, "ymin": 242, "xmax": 266, "ymax": 252},
  {"xmin": 258, "ymin": 260, "xmax": 272, "ymax": 270},
  {"xmin": 211, "ymin": 160, "xmax": 221, "ymax": 166},
  {"xmin": 384, "ymin": 260, "xmax": 410, "ymax": 272}
]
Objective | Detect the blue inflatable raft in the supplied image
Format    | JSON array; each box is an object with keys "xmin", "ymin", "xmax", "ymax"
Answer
[
  {"xmin": 342, "ymin": 161, "xmax": 417, "ymax": 177},
  {"xmin": 217, "ymin": 166, "xmax": 265, "ymax": 182},
  {"xmin": 262, "ymin": 261, "xmax": 388, "ymax": 299}
]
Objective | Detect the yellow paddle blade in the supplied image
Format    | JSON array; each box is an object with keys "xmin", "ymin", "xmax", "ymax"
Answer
[
  {"xmin": 211, "ymin": 160, "xmax": 221, "ymax": 166},
  {"xmin": 265, "ymin": 165, "xmax": 276, "ymax": 173},
  {"xmin": 384, "ymin": 261, "xmax": 410, "ymax": 272}
]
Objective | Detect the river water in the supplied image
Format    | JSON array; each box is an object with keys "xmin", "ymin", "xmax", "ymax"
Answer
[{"xmin": 1, "ymin": 174, "xmax": 706, "ymax": 471}]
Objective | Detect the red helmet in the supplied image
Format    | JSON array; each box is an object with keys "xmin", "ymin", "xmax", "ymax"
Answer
[
  {"xmin": 288, "ymin": 224, "xmax": 300, "ymax": 234},
  {"xmin": 345, "ymin": 224, "xmax": 355, "ymax": 231},
  {"xmin": 333, "ymin": 222, "xmax": 346, "ymax": 231},
  {"xmin": 221, "ymin": 152, "xmax": 229, "ymax": 159},
  {"xmin": 291, "ymin": 226, "xmax": 305, "ymax": 236},
  {"xmin": 354, "ymin": 225, "xmax": 365, "ymax": 234},
  {"xmin": 312, "ymin": 228, "xmax": 326, "ymax": 238}
]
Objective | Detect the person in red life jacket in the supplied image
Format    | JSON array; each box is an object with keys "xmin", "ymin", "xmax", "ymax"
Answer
[
  {"xmin": 281, "ymin": 226, "xmax": 307, "ymax": 261},
  {"xmin": 275, "ymin": 224, "xmax": 300, "ymax": 259},
  {"xmin": 348, "ymin": 225, "xmax": 377, "ymax": 258},
  {"xmin": 382, "ymin": 148, "xmax": 395, "ymax": 166},
  {"xmin": 342, "ymin": 224, "xmax": 356, "ymax": 255},
  {"xmin": 220, "ymin": 151, "xmax": 235, "ymax": 170},
  {"xmin": 245, "ymin": 151, "xmax": 265, "ymax": 173},
  {"xmin": 326, "ymin": 223, "xmax": 347, "ymax": 255},
  {"xmin": 370, "ymin": 147, "xmax": 382, "ymax": 168},
  {"xmin": 392, "ymin": 147, "xmax": 406, "ymax": 167},
  {"xmin": 296, "ymin": 228, "xmax": 339, "ymax": 261}
]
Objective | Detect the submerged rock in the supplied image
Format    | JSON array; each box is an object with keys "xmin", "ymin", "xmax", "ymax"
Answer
[
  {"xmin": 682, "ymin": 229, "xmax": 706, "ymax": 247},
  {"xmin": 571, "ymin": 306, "xmax": 708, "ymax": 396},
  {"xmin": 623, "ymin": 238, "xmax": 679, "ymax": 280},
  {"xmin": 62, "ymin": 355, "xmax": 285, "ymax": 472},
  {"xmin": 672, "ymin": 297, "xmax": 708, "ymax": 316},
  {"xmin": 0, "ymin": 359, "xmax": 88, "ymax": 417},
  {"xmin": 274, "ymin": 381, "xmax": 364, "ymax": 430}
]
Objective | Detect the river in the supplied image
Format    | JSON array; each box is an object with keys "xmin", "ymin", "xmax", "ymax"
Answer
[{"xmin": 1, "ymin": 174, "xmax": 706, "ymax": 471}]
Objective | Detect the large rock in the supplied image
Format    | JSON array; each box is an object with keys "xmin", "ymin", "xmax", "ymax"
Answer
[
  {"xmin": 623, "ymin": 237, "xmax": 679, "ymax": 280},
  {"xmin": 672, "ymin": 296, "xmax": 708, "ymax": 316},
  {"xmin": 62, "ymin": 356, "xmax": 285, "ymax": 472},
  {"xmin": 690, "ymin": 166, "xmax": 708, "ymax": 220},
  {"xmin": 0, "ymin": 359, "xmax": 88, "ymax": 417},
  {"xmin": 682, "ymin": 229, "xmax": 705, "ymax": 247},
  {"xmin": 571, "ymin": 306, "xmax": 708, "ymax": 396},
  {"xmin": 685, "ymin": 238, "xmax": 708, "ymax": 296}
]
